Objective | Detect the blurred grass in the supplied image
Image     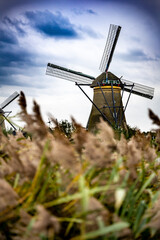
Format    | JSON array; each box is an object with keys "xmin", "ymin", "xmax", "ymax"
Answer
[{"xmin": 0, "ymin": 92, "xmax": 160, "ymax": 239}]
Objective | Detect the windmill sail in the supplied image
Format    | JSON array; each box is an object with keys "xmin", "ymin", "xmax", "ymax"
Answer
[
  {"xmin": 1, "ymin": 91, "xmax": 19, "ymax": 109},
  {"xmin": 46, "ymin": 63, "xmax": 95, "ymax": 85},
  {"xmin": 121, "ymin": 79, "xmax": 154, "ymax": 99},
  {"xmin": 0, "ymin": 91, "xmax": 19, "ymax": 130},
  {"xmin": 99, "ymin": 24, "xmax": 121, "ymax": 72}
]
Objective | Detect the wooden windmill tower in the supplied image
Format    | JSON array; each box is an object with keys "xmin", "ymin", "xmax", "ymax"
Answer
[
  {"xmin": 46, "ymin": 24, "xmax": 154, "ymax": 131},
  {"xmin": 0, "ymin": 91, "xmax": 19, "ymax": 130}
]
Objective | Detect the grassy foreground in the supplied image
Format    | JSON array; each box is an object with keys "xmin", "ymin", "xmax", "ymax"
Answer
[{"xmin": 0, "ymin": 91, "xmax": 160, "ymax": 240}]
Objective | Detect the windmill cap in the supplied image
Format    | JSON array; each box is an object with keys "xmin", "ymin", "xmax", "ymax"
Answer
[{"xmin": 90, "ymin": 72, "xmax": 120, "ymax": 88}]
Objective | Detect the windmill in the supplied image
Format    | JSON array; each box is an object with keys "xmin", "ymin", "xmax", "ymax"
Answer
[
  {"xmin": 46, "ymin": 24, "xmax": 154, "ymax": 131},
  {"xmin": 0, "ymin": 91, "xmax": 19, "ymax": 130}
]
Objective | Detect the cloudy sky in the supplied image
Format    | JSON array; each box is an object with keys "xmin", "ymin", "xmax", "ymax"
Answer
[{"xmin": 0, "ymin": 0, "xmax": 160, "ymax": 131}]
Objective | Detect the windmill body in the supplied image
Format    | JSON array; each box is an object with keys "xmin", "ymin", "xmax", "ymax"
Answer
[
  {"xmin": 46, "ymin": 24, "xmax": 154, "ymax": 130},
  {"xmin": 87, "ymin": 72, "xmax": 127, "ymax": 130}
]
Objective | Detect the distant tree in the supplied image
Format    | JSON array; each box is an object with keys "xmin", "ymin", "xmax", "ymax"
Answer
[
  {"xmin": 58, "ymin": 120, "xmax": 74, "ymax": 139},
  {"xmin": 120, "ymin": 125, "xmax": 138, "ymax": 139}
]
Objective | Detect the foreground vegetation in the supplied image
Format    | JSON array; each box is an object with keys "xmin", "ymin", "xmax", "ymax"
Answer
[{"xmin": 1, "ymin": 91, "xmax": 160, "ymax": 239}]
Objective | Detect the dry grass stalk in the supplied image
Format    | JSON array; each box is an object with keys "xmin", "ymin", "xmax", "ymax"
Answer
[
  {"xmin": 0, "ymin": 92, "xmax": 160, "ymax": 239},
  {"xmin": 84, "ymin": 119, "xmax": 117, "ymax": 168},
  {"xmin": 71, "ymin": 117, "xmax": 88, "ymax": 155},
  {"xmin": 0, "ymin": 179, "xmax": 18, "ymax": 213},
  {"xmin": 149, "ymin": 109, "xmax": 160, "ymax": 126},
  {"xmin": 84, "ymin": 197, "xmax": 110, "ymax": 232},
  {"xmin": 19, "ymin": 91, "xmax": 48, "ymax": 142},
  {"xmin": 10, "ymin": 206, "xmax": 60, "ymax": 240}
]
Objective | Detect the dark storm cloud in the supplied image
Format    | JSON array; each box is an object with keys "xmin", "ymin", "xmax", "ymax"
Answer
[
  {"xmin": 0, "ymin": 46, "xmax": 37, "ymax": 87},
  {"xmin": 0, "ymin": 23, "xmax": 36, "ymax": 87},
  {"xmin": 24, "ymin": 10, "xmax": 99, "ymax": 39},
  {"xmin": 1, "ymin": 10, "xmax": 98, "ymax": 40},
  {"xmin": 0, "ymin": 10, "xmax": 75, "ymax": 87},
  {"xmin": 72, "ymin": 8, "xmax": 97, "ymax": 15},
  {"xmin": 0, "ymin": 0, "xmax": 158, "ymax": 38},
  {"xmin": 86, "ymin": 9, "xmax": 96, "ymax": 14},
  {"xmin": 0, "ymin": 73, "xmax": 22, "ymax": 87},
  {"xmin": 0, "ymin": 48, "xmax": 33, "ymax": 67},
  {"xmin": 0, "ymin": 20, "xmax": 32, "ymax": 69},
  {"xmin": 1, "ymin": 0, "xmax": 159, "ymax": 27},
  {"xmin": 0, "ymin": 8, "xmax": 99, "ymax": 88},
  {"xmin": 117, "ymin": 49, "xmax": 158, "ymax": 62},
  {"xmin": 3, "ymin": 16, "xmax": 26, "ymax": 36},
  {"xmin": 24, "ymin": 10, "xmax": 79, "ymax": 39},
  {"xmin": 0, "ymin": 28, "xmax": 18, "ymax": 45}
]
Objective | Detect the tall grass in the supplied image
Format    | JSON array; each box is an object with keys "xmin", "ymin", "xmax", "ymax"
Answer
[{"xmin": 0, "ymin": 91, "xmax": 160, "ymax": 239}]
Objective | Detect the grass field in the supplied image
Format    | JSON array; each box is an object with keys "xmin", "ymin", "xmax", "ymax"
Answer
[{"xmin": 0, "ymin": 91, "xmax": 160, "ymax": 240}]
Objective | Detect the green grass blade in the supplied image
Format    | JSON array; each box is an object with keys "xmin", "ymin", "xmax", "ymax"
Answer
[
  {"xmin": 133, "ymin": 200, "xmax": 146, "ymax": 233},
  {"xmin": 71, "ymin": 222, "xmax": 129, "ymax": 240},
  {"xmin": 136, "ymin": 172, "xmax": 156, "ymax": 201}
]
